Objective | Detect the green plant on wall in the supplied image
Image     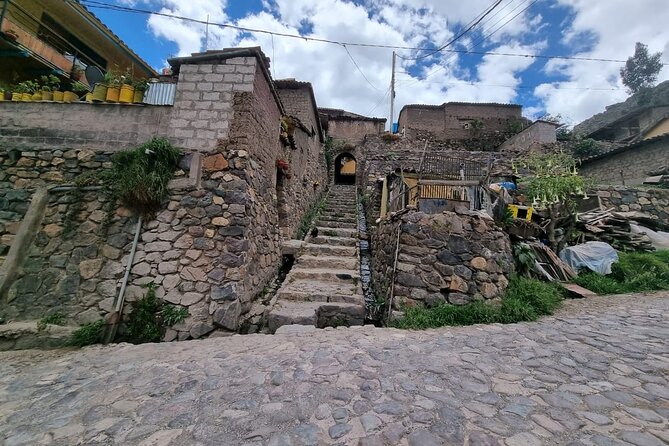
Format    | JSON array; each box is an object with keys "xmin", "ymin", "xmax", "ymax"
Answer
[
  {"xmin": 125, "ymin": 282, "xmax": 189, "ymax": 344},
  {"xmin": 70, "ymin": 320, "xmax": 105, "ymax": 347}
]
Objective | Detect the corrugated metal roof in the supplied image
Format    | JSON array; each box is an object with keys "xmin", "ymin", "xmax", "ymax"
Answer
[{"xmin": 144, "ymin": 82, "xmax": 176, "ymax": 106}]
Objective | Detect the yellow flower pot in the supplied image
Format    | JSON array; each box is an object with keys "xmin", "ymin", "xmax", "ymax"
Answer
[
  {"xmin": 42, "ymin": 91, "xmax": 53, "ymax": 101},
  {"xmin": 119, "ymin": 84, "xmax": 134, "ymax": 104},
  {"xmin": 0, "ymin": 92, "xmax": 4, "ymax": 102},
  {"xmin": 105, "ymin": 86, "xmax": 120, "ymax": 102},
  {"xmin": 92, "ymin": 84, "xmax": 107, "ymax": 102},
  {"xmin": 12, "ymin": 93, "xmax": 21, "ymax": 102},
  {"xmin": 31, "ymin": 92, "xmax": 42, "ymax": 101},
  {"xmin": 53, "ymin": 91, "xmax": 64, "ymax": 102},
  {"xmin": 133, "ymin": 89, "xmax": 144, "ymax": 104},
  {"xmin": 21, "ymin": 93, "xmax": 31, "ymax": 102},
  {"xmin": 63, "ymin": 91, "xmax": 79, "ymax": 103},
  {"xmin": 86, "ymin": 92, "xmax": 93, "ymax": 103}
]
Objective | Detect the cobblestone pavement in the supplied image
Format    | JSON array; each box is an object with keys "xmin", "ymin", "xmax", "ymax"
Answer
[{"xmin": 1, "ymin": 293, "xmax": 668, "ymax": 446}]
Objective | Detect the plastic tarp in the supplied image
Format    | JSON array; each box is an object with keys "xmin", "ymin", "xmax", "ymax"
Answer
[
  {"xmin": 559, "ymin": 241, "xmax": 619, "ymax": 275},
  {"xmin": 630, "ymin": 224, "xmax": 669, "ymax": 250}
]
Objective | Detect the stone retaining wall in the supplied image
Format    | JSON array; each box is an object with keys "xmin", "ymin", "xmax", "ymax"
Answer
[
  {"xmin": 371, "ymin": 210, "xmax": 514, "ymax": 309},
  {"xmin": 596, "ymin": 186, "xmax": 669, "ymax": 227}
]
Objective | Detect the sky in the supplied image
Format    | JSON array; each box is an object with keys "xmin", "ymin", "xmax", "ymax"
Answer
[{"xmin": 92, "ymin": 0, "xmax": 669, "ymax": 126}]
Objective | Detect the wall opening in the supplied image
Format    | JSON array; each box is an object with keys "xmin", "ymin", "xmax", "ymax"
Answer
[
  {"xmin": 276, "ymin": 167, "xmax": 289, "ymax": 231},
  {"xmin": 334, "ymin": 152, "xmax": 356, "ymax": 185}
]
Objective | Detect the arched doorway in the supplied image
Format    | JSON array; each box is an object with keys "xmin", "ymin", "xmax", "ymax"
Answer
[{"xmin": 334, "ymin": 153, "xmax": 356, "ymax": 185}]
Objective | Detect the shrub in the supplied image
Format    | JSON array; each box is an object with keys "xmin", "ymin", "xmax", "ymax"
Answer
[
  {"xmin": 126, "ymin": 282, "xmax": 162, "ymax": 343},
  {"xmin": 70, "ymin": 320, "xmax": 105, "ymax": 347},
  {"xmin": 574, "ymin": 250, "xmax": 669, "ymax": 294},
  {"xmin": 162, "ymin": 305, "xmax": 188, "ymax": 326},
  {"xmin": 37, "ymin": 312, "xmax": 66, "ymax": 331},
  {"xmin": 391, "ymin": 277, "xmax": 564, "ymax": 330}
]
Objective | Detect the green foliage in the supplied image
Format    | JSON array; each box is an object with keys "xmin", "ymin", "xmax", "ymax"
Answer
[
  {"xmin": 70, "ymin": 320, "xmax": 105, "ymax": 347},
  {"xmin": 296, "ymin": 194, "xmax": 327, "ymax": 240},
  {"xmin": 125, "ymin": 282, "xmax": 162, "ymax": 344},
  {"xmin": 162, "ymin": 304, "xmax": 189, "ymax": 326},
  {"xmin": 574, "ymin": 250, "xmax": 669, "ymax": 294},
  {"xmin": 556, "ymin": 127, "xmax": 573, "ymax": 141},
  {"xmin": 506, "ymin": 120, "xmax": 525, "ymax": 134},
  {"xmin": 103, "ymin": 138, "xmax": 181, "ymax": 218},
  {"xmin": 37, "ymin": 312, "xmax": 66, "ymax": 331},
  {"xmin": 40, "ymin": 75, "xmax": 60, "ymax": 92},
  {"xmin": 133, "ymin": 78, "xmax": 149, "ymax": 91},
  {"xmin": 513, "ymin": 244, "xmax": 536, "ymax": 277},
  {"xmin": 573, "ymin": 138, "xmax": 601, "ymax": 159},
  {"xmin": 71, "ymin": 82, "xmax": 89, "ymax": 93},
  {"xmin": 620, "ymin": 42, "xmax": 663, "ymax": 95},
  {"xmin": 516, "ymin": 152, "xmax": 585, "ymax": 208},
  {"xmin": 391, "ymin": 277, "xmax": 564, "ymax": 329}
]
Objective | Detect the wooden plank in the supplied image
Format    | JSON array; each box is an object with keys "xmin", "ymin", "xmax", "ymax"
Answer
[{"xmin": 562, "ymin": 283, "xmax": 597, "ymax": 299}]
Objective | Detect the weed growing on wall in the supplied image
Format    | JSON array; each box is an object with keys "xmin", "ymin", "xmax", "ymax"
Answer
[
  {"xmin": 125, "ymin": 282, "xmax": 189, "ymax": 344},
  {"xmin": 296, "ymin": 194, "xmax": 327, "ymax": 240},
  {"xmin": 70, "ymin": 320, "xmax": 105, "ymax": 347},
  {"xmin": 162, "ymin": 305, "xmax": 189, "ymax": 326},
  {"xmin": 36, "ymin": 312, "xmax": 66, "ymax": 331},
  {"xmin": 391, "ymin": 277, "xmax": 565, "ymax": 330}
]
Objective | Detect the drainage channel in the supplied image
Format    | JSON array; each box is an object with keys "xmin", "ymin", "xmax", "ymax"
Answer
[{"xmin": 357, "ymin": 196, "xmax": 376, "ymax": 323}]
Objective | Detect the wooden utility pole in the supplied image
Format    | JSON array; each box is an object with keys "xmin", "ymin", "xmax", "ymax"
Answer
[{"xmin": 389, "ymin": 51, "xmax": 396, "ymax": 133}]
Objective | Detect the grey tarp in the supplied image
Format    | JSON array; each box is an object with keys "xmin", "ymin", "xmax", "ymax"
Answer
[{"xmin": 559, "ymin": 242, "xmax": 619, "ymax": 275}]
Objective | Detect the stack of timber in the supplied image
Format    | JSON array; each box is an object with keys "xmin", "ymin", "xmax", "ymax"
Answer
[
  {"xmin": 576, "ymin": 208, "xmax": 654, "ymax": 251},
  {"xmin": 525, "ymin": 241, "xmax": 577, "ymax": 282}
]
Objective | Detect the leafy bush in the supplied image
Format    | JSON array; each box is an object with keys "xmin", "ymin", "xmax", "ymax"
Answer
[
  {"xmin": 573, "ymin": 138, "xmax": 601, "ymax": 159},
  {"xmin": 37, "ymin": 312, "xmax": 66, "ymax": 331},
  {"xmin": 391, "ymin": 277, "xmax": 565, "ymax": 330},
  {"xmin": 126, "ymin": 282, "xmax": 162, "ymax": 343},
  {"xmin": 70, "ymin": 320, "xmax": 105, "ymax": 347},
  {"xmin": 574, "ymin": 250, "xmax": 669, "ymax": 294}
]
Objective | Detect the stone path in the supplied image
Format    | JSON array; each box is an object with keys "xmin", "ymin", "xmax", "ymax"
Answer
[
  {"xmin": 268, "ymin": 185, "xmax": 365, "ymax": 331},
  {"xmin": 1, "ymin": 293, "xmax": 668, "ymax": 446}
]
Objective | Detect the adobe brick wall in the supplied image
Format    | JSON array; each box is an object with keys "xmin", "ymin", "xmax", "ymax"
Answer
[
  {"xmin": 579, "ymin": 138, "xmax": 669, "ymax": 186},
  {"xmin": 398, "ymin": 103, "xmax": 524, "ymax": 143},
  {"xmin": 327, "ymin": 119, "xmax": 384, "ymax": 144},
  {"xmin": 498, "ymin": 121, "xmax": 557, "ymax": 153},
  {"xmin": 276, "ymin": 86, "xmax": 320, "ymax": 135}
]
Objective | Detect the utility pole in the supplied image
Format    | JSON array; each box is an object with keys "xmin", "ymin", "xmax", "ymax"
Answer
[
  {"xmin": 204, "ymin": 14, "xmax": 209, "ymax": 51},
  {"xmin": 389, "ymin": 50, "xmax": 396, "ymax": 133}
]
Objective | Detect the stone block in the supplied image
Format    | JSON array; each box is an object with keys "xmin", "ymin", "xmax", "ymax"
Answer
[
  {"xmin": 79, "ymin": 259, "xmax": 103, "ymax": 280},
  {"xmin": 211, "ymin": 284, "xmax": 236, "ymax": 301},
  {"xmin": 213, "ymin": 299, "xmax": 241, "ymax": 330}
]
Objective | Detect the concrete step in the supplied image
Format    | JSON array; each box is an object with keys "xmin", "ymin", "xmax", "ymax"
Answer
[
  {"xmin": 267, "ymin": 301, "xmax": 365, "ymax": 332},
  {"xmin": 316, "ymin": 220, "xmax": 357, "ymax": 229},
  {"xmin": 303, "ymin": 243, "xmax": 357, "ymax": 256},
  {"xmin": 297, "ymin": 254, "xmax": 358, "ymax": 269},
  {"xmin": 315, "ymin": 227, "xmax": 358, "ymax": 238},
  {"xmin": 288, "ymin": 267, "xmax": 360, "ymax": 282},
  {"xmin": 311, "ymin": 235, "xmax": 357, "ymax": 246}
]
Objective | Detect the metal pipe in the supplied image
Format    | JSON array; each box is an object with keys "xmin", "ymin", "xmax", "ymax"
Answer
[
  {"xmin": 104, "ymin": 215, "xmax": 142, "ymax": 343},
  {"xmin": 386, "ymin": 218, "xmax": 402, "ymax": 323}
]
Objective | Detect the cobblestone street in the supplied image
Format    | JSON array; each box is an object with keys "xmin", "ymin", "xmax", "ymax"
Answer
[{"xmin": 1, "ymin": 293, "xmax": 668, "ymax": 446}]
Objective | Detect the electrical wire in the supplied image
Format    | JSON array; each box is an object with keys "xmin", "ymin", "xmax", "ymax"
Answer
[
  {"xmin": 366, "ymin": 87, "xmax": 391, "ymax": 116},
  {"xmin": 394, "ymin": 78, "xmax": 622, "ymax": 91},
  {"xmin": 73, "ymin": 0, "xmax": 669, "ymax": 66},
  {"xmin": 342, "ymin": 44, "xmax": 381, "ymax": 91},
  {"xmin": 397, "ymin": 0, "xmax": 504, "ymax": 61}
]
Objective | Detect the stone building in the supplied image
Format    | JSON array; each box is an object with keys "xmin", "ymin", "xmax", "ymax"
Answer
[
  {"xmin": 579, "ymin": 133, "xmax": 669, "ymax": 186},
  {"xmin": 0, "ymin": 47, "xmax": 327, "ymax": 343},
  {"xmin": 397, "ymin": 102, "xmax": 527, "ymax": 142},
  {"xmin": 498, "ymin": 120, "xmax": 559, "ymax": 154},
  {"xmin": 575, "ymin": 104, "xmax": 669, "ymax": 143},
  {"xmin": 318, "ymin": 107, "xmax": 386, "ymax": 144}
]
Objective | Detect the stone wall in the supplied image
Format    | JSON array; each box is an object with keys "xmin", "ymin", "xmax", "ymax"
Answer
[
  {"xmin": 579, "ymin": 136, "xmax": 669, "ymax": 186},
  {"xmin": 596, "ymin": 186, "xmax": 669, "ymax": 228},
  {"xmin": 371, "ymin": 209, "xmax": 513, "ymax": 309},
  {"xmin": 397, "ymin": 103, "xmax": 524, "ymax": 142},
  {"xmin": 0, "ymin": 49, "xmax": 328, "ymax": 341}
]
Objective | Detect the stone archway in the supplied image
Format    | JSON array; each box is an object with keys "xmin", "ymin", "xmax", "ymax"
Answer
[{"xmin": 334, "ymin": 152, "xmax": 356, "ymax": 185}]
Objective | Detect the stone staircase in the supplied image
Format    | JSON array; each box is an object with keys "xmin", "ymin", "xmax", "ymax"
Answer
[{"xmin": 267, "ymin": 185, "xmax": 365, "ymax": 332}]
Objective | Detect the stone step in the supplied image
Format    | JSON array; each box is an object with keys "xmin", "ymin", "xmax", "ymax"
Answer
[
  {"xmin": 327, "ymin": 201, "xmax": 356, "ymax": 206},
  {"xmin": 322, "ymin": 211, "xmax": 357, "ymax": 218},
  {"xmin": 297, "ymin": 254, "xmax": 358, "ymax": 269},
  {"xmin": 288, "ymin": 267, "xmax": 360, "ymax": 282},
  {"xmin": 311, "ymin": 235, "xmax": 357, "ymax": 246},
  {"xmin": 315, "ymin": 227, "xmax": 358, "ymax": 238},
  {"xmin": 267, "ymin": 301, "xmax": 365, "ymax": 332},
  {"xmin": 277, "ymin": 280, "xmax": 363, "ymax": 304},
  {"xmin": 0, "ymin": 321, "xmax": 78, "ymax": 351},
  {"xmin": 303, "ymin": 243, "xmax": 357, "ymax": 256},
  {"xmin": 318, "ymin": 215, "xmax": 358, "ymax": 223},
  {"xmin": 316, "ymin": 220, "xmax": 357, "ymax": 229}
]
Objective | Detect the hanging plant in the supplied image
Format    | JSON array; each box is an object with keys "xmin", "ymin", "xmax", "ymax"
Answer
[{"xmin": 102, "ymin": 138, "xmax": 181, "ymax": 218}]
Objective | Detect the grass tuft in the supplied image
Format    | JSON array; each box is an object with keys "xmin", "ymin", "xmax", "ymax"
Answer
[
  {"xmin": 70, "ymin": 320, "xmax": 105, "ymax": 347},
  {"xmin": 392, "ymin": 277, "xmax": 565, "ymax": 330}
]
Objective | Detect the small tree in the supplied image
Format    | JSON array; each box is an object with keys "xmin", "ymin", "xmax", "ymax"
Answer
[
  {"xmin": 517, "ymin": 152, "xmax": 585, "ymax": 251},
  {"xmin": 620, "ymin": 42, "xmax": 663, "ymax": 95}
]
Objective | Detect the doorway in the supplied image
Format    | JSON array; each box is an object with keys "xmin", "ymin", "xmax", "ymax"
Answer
[{"xmin": 334, "ymin": 153, "xmax": 356, "ymax": 185}]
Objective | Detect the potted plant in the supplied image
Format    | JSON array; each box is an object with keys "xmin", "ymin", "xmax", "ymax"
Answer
[
  {"xmin": 12, "ymin": 83, "xmax": 25, "ymax": 101},
  {"xmin": 30, "ymin": 79, "xmax": 43, "ymax": 101},
  {"xmin": 65, "ymin": 82, "xmax": 87, "ymax": 103},
  {"xmin": 52, "ymin": 75, "xmax": 64, "ymax": 102},
  {"xmin": 0, "ymin": 82, "xmax": 7, "ymax": 102},
  {"xmin": 104, "ymin": 72, "xmax": 120, "ymax": 102},
  {"xmin": 40, "ymin": 75, "xmax": 58, "ymax": 101},
  {"xmin": 92, "ymin": 77, "xmax": 107, "ymax": 102},
  {"xmin": 132, "ymin": 78, "xmax": 148, "ymax": 104},
  {"xmin": 119, "ymin": 73, "xmax": 134, "ymax": 104},
  {"xmin": 70, "ymin": 66, "xmax": 84, "ymax": 81}
]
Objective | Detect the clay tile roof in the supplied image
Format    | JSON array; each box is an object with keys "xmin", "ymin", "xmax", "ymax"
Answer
[{"xmin": 318, "ymin": 107, "xmax": 386, "ymax": 122}]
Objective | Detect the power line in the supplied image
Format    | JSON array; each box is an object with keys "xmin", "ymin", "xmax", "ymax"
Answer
[
  {"xmin": 74, "ymin": 0, "xmax": 669, "ymax": 67},
  {"xmin": 398, "ymin": 0, "xmax": 505, "ymax": 61},
  {"xmin": 366, "ymin": 87, "xmax": 391, "ymax": 116},
  {"xmin": 342, "ymin": 44, "xmax": 381, "ymax": 91},
  {"xmin": 395, "ymin": 78, "xmax": 622, "ymax": 91}
]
